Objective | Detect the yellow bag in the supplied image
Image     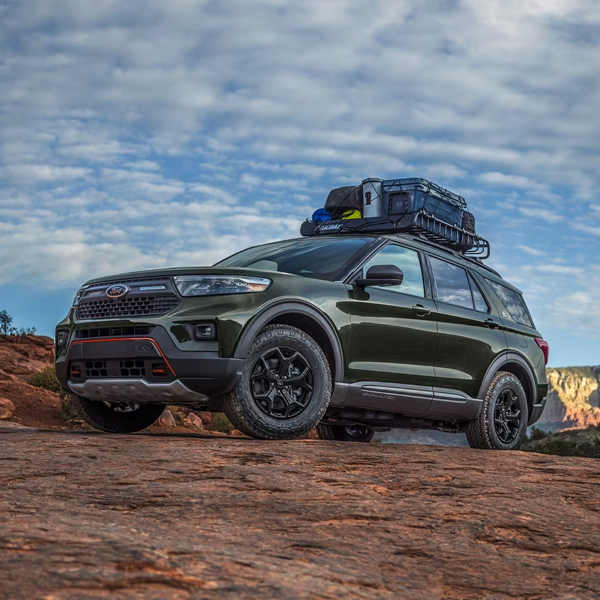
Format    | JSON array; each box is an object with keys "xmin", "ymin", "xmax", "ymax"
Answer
[{"xmin": 342, "ymin": 209, "xmax": 362, "ymax": 220}]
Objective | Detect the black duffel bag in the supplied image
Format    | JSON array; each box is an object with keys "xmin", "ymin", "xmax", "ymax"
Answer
[{"xmin": 325, "ymin": 185, "xmax": 363, "ymax": 219}]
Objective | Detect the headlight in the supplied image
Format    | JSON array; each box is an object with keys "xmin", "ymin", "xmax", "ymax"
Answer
[
  {"xmin": 72, "ymin": 286, "xmax": 88, "ymax": 306},
  {"xmin": 174, "ymin": 275, "xmax": 271, "ymax": 297}
]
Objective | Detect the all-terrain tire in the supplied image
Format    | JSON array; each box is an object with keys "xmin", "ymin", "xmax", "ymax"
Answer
[
  {"xmin": 316, "ymin": 423, "xmax": 375, "ymax": 443},
  {"xmin": 70, "ymin": 394, "xmax": 165, "ymax": 433},
  {"xmin": 466, "ymin": 371, "xmax": 528, "ymax": 450},
  {"xmin": 221, "ymin": 325, "xmax": 332, "ymax": 440}
]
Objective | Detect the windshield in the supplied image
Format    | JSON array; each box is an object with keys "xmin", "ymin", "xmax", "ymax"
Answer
[{"xmin": 216, "ymin": 237, "xmax": 376, "ymax": 281}]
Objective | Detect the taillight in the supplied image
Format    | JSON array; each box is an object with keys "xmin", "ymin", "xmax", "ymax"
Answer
[{"xmin": 535, "ymin": 338, "xmax": 549, "ymax": 365}]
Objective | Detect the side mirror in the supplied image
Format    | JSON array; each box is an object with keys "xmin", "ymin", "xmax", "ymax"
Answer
[{"xmin": 356, "ymin": 264, "xmax": 404, "ymax": 287}]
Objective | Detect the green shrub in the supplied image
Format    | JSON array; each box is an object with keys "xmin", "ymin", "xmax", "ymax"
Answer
[
  {"xmin": 28, "ymin": 366, "xmax": 62, "ymax": 394},
  {"xmin": 59, "ymin": 395, "xmax": 87, "ymax": 429},
  {"xmin": 210, "ymin": 412, "xmax": 235, "ymax": 434},
  {"xmin": 529, "ymin": 426, "xmax": 547, "ymax": 440}
]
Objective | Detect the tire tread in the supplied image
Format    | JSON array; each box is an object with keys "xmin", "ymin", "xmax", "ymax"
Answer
[{"xmin": 222, "ymin": 324, "xmax": 332, "ymax": 440}]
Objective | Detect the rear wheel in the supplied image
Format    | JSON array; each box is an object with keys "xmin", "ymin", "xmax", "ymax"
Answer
[
  {"xmin": 316, "ymin": 423, "xmax": 374, "ymax": 443},
  {"xmin": 466, "ymin": 371, "xmax": 528, "ymax": 450},
  {"xmin": 70, "ymin": 394, "xmax": 165, "ymax": 433},
  {"xmin": 221, "ymin": 325, "xmax": 332, "ymax": 439}
]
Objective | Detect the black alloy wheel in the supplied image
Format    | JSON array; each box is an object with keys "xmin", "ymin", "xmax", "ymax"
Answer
[
  {"xmin": 222, "ymin": 324, "xmax": 332, "ymax": 440},
  {"xmin": 250, "ymin": 347, "xmax": 314, "ymax": 419},
  {"xmin": 466, "ymin": 371, "xmax": 528, "ymax": 450},
  {"xmin": 493, "ymin": 389, "xmax": 521, "ymax": 444}
]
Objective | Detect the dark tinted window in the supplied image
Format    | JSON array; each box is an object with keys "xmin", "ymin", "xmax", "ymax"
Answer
[
  {"xmin": 469, "ymin": 274, "xmax": 489, "ymax": 313},
  {"xmin": 487, "ymin": 280, "xmax": 535, "ymax": 328},
  {"xmin": 216, "ymin": 237, "xmax": 374, "ymax": 281},
  {"xmin": 429, "ymin": 257, "xmax": 473, "ymax": 308}
]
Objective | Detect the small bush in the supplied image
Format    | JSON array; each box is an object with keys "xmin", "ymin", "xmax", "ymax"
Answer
[
  {"xmin": 28, "ymin": 366, "xmax": 62, "ymax": 394},
  {"xmin": 210, "ymin": 412, "xmax": 235, "ymax": 434},
  {"xmin": 529, "ymin": 427, "xmax": 547, "ymax": 441},
  {"xmin": 60, "ymin": 395, "xmax": 87, "ymax": 429}
]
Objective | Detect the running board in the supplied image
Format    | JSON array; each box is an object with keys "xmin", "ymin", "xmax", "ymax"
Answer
[{"xmin": 341, "ymin": 382, "xmax": 482, "ymax": 421}]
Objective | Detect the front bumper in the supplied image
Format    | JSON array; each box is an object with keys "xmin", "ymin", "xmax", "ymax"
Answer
[{"xmin": 56, "ymin": 326, "xmax": 244, "ymax": 403}]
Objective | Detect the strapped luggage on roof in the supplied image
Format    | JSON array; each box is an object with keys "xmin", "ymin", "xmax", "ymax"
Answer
[
  {"xmin": 384, "ymin": 178, "xmax": 466, "ymax": 228},
  {"xmin": 324, "ymin": 186, "xmax": 363, "ymax": 220},
  {"xmin": 301, "ymin": 176, "xmax": 490, "ymax": 258}
]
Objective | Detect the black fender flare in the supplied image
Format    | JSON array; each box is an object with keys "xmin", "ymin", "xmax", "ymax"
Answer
[
  {"xmin": 478, "ymin": 351, "xmax": 537, "ymax": 408},
  {"xmin": 233, "ymin": 301, "xmax": 345, "ymax": 382}
]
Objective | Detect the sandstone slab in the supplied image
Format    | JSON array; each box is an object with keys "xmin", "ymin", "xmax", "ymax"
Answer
[
  {"xmin": 1, "ymin": 430, "xmax": 600, "ymax": 599},
  {"xmin": 0, "ymin": 398, "xmax": 14, "ymax": 420}
]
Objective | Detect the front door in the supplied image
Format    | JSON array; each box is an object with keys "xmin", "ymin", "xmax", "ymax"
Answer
[
  {"xmin": 344, "ymin": 243, "xmax": 438, "ymax": 414},
  {"xmin": 426, "ymin": 255, "xmax": 508, "ymax": 399}
]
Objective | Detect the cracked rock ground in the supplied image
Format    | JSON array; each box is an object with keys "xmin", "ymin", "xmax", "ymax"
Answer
[{"xmin": 2, "ymin": 427, "xmax": 600, "ymax": 599}]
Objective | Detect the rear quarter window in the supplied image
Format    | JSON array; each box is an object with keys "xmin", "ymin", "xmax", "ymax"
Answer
[{"xmin": 486, "ymin": 280, "xmax": 535, "ymax": 328}]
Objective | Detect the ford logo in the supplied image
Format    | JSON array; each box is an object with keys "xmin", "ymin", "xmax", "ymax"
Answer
[{"xmin": 106, "ymin": 284, "xmax": 129, "ymax": 299}]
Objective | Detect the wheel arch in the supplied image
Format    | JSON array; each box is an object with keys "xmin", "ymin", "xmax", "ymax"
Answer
[
  {"xmin": 478, "ymin": 352, "xmax": 537, "ymax": 419},
  {"xmin": 233, "ymin": 301, "xmax": 345, "ymax": 383}
]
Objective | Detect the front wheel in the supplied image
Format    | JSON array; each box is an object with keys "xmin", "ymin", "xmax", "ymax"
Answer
[
  {"xmin": 316, "ymin": 423, "xmax": 375, "ymax": 442},
  {"xmin": 466, "ymin": 371, "xmax": 528, "ymax": 450},
  {"xmin": 221, "ymin": 325, "xmax": 332, "ymax": 440},
  {"xmin": 70, "ymin": 394, "xmax": 165, "ymax": 433}
]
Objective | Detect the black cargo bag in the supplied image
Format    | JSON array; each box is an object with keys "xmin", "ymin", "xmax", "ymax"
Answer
[{"xmin": 325, "ymin": 185, "xmax": 363, "ymax": 219}]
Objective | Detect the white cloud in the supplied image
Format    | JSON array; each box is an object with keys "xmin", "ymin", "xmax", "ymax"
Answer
[{"xmin": 0, "ymin": 0, "xmax": 599, "ymax": 347}]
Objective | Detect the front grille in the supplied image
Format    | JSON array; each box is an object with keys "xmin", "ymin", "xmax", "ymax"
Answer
[
  {"xmin": 75, "ymin": 326, "xmax": 155, "ymax": 339},
  {"xmin": 77, "ymin": 296, "xmax": 180, "ymax": 320}
]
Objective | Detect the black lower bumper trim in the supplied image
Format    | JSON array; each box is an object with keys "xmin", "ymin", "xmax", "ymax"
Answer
[{"xmin": 56, "ymin": 326, "xmax": 245, "ymax": 399}]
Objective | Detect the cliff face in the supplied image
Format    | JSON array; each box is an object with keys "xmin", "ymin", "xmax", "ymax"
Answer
[
  {"xmin": 0, "ymin": 334, "xmax": 55, "ymax": 381},
  {"xmin": 538, "ymin": 367, "xmax": 600, "ymax": 431}
]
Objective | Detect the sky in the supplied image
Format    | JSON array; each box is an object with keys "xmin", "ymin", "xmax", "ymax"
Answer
[{"xmin": 0, "ymin": 0, "xmax": 599, "ymax": 367}]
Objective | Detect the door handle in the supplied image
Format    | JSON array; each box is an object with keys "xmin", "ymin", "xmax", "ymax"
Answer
[
  {"xmin": 412, "ymin": 304, "xmax": 431, "ymax": 317},
  {"xmin": 485, "ymin": 319, "xmax": 501, "ymax": 329}
]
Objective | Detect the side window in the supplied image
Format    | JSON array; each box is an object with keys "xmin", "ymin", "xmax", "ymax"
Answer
[
  {"xmin": 429, "ymin": 256, "xmax": 474, "ymax": 310},
  {"xmin": 360, "ymin": 244, "xmax": 425, "ymax": 297},
  {"xmin": 486, "ymin": 280, "xmax": 535, "ymax": 328},
  {"xmin": 469, "ymin": 274, "xmax": 489, "ymax": 313}
]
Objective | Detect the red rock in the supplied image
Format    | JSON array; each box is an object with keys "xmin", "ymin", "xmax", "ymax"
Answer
[
  {"xmin": 158, "ymin": 409, "xmax": 175, "ymax": 428},
  {"xmin": 0, "ymin": 398, "xmax": 15, "ymax": 420},
  {"xmin": 230, "ymin": 429, "xmax": 244, "ymax": 437},
  {"xmin": 198, "ymin": 410, "xmax": 213, "ymax": 426},
  {"xmin": 184, "ymin": 412, "xmax": 204, "ymax": 429}
]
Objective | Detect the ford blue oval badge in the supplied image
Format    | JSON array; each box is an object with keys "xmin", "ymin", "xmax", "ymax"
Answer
[{"xmin": 106, "ymin": 284, "xmax": 129, "ymax": 299}]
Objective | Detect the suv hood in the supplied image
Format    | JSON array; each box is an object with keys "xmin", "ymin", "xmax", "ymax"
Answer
[{"xmin": 84, "ymin": 266, "xmax": 299, "ymax": 286}]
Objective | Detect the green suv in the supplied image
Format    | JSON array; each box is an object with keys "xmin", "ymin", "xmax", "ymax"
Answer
[{"xmin": 55, "ymin": 233, "xmax": 549, "ymax": 450}]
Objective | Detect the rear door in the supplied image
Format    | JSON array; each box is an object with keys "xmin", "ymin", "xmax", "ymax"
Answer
[
  {"xmin": 426, "ymin": 255, "xmax": 508, "ymax": 399},
  {"xmin": 345, "ymin": 242, "xmax": 438, "ymax": 413}
]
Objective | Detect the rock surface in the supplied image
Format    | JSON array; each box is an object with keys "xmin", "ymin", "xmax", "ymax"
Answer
[
  {"xmin": 0, "ymin": 398, "xmax": 15, "ymax": 420},
  {"xmin": 184, "ymin": 412, "xmax": 204, "ymax": 429},
  {"xmin": 2, "ymin": 429, "xmax": 600, "ymax": 599},
  {"xmin": 157, "ymin": 409, "xmax": 176, "ymax": 428}
]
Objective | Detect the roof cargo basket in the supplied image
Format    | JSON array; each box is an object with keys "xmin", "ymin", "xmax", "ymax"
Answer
[{"xmin": 300, "ymin": 211, "xmax": 491, "ymax": 259}]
